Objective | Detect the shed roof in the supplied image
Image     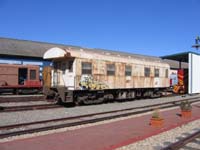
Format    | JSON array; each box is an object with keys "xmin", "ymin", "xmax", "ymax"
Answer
[
  {"xmin": 161, "ymin": 51, "xmax": 200, "ymax": 63},
  {"xmin": 163, "ymin": 59, "xmax": 188, "ymax": 69},
  {"xmin": 0, "ymin": 37, "xmax": 162, "ymax": 62},
  {"xmin": 0, "ymin": 37, "xmax": 80, "ymax": 58}
]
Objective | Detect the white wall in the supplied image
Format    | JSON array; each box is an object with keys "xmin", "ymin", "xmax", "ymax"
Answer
[{"xmin": 189, "ymin": 53, "xmax": 200, "ymax": 94}]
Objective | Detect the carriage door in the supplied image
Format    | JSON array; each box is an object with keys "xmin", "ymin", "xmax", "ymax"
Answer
[
  {"xmin": 43, "ymin": 66, "xmax": 52, "ymax": 88},
  {"xmin": 18, "ymin": 68, "xmax": 28, "ymax": 85},
  {"xmin": 62, "ymin": 59, "xmax": 75, "ymax": 89}
]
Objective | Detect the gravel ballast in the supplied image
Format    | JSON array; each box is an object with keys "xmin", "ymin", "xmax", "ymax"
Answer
[
  {"xmin": 117, "ymin": 119, "xmax": 200, "ymax": 150},
  {"xmin": 0, "ymin": 101, "xmax": 54, "ymax": 107},
  {"xmin": 0, "ymin": 94, "xmax": 200, "ymax": 126}
]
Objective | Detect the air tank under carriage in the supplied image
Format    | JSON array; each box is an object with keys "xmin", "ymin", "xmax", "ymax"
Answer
[{"xmin": 43, "ymin": 47, "xmax": 170, "ymax": 104}]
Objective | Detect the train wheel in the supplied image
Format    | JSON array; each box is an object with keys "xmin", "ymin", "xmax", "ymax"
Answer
[
  {"xmin": 13, "ymin": 89, "xmax": 19, "ymax": 95},
  {"xmin": 75, "ymin": 96, "xmax": 84, "ymax": 105},
  {"xmin": 83, "ymin": 97, "xmax": 104, "ymax": 105},
  {"xmin": 104, "ymin": 94, "xmax": 114, "ymax": 102},
  {"xmin": 53, "ymin": 93, "xmax": 62, "ymax": 104}
]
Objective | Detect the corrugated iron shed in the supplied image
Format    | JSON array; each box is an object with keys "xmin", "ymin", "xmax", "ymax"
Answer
[
  {"xmin": 161, "ymin": 51, "xmax": 200, "ymax": 94},
  {"xmin": 0, "ymin": 37, "xmax": 190, "ymax": 69},
  {"xmin": 163, "ymin": 59, "xmax": 188, "ymax": 69},
  {"xmin": 0, "ymin": 37, "xmax": 79, "ymax": 58},
  {"xmin": 0, "ymin": 37, "xmax": 162, "ymax": 62},
  {"xmin": 161, "ymin": 52, "xmax": 193, "ymax": 62}
]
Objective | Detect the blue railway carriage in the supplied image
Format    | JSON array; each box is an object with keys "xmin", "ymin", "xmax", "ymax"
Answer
[{"xmin": 43, "ymin": 47, "xmax": 170, "ymax": 105}]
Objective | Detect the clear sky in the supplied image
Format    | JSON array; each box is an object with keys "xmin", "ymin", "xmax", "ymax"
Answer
[{"xmin": 0, "ymin": 0, "xmax": 199, "ymax": 56}]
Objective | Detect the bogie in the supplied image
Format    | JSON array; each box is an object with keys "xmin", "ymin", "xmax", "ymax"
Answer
[{"xmin": 49, "ymin": 87, "xmax": 166, "ymax": 106}]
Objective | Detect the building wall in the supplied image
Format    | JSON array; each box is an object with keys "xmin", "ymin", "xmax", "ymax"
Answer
[{"xmin": 189, "ymin": 53, "xmax": 200, "ymax": 94}]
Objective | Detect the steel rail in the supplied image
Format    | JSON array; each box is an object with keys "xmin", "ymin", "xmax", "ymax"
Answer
[
  {"xmin": 1, "ymin": 95, "xmax": 200, "ymax": 112},
  {"xmin": 1, "ymin": 96, "xmax": 200, "ymax": 130},
  {"xmin": 0, "ymin": 103, "xmax": 61, "ymax": 112},
  {"xmin": 0, "ymin": 96, "xmax": 45, "ymax": 103},
  {"xmin": 162, "ymin": 130, "xmax": 200, "ymax": 150}
]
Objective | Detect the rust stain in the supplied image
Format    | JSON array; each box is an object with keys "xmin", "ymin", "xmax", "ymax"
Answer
[{"xmin": 69, "ymin": 58, "xmax": 169, "ymax": 89}]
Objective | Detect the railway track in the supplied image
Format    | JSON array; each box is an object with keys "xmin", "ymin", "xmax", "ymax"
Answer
[
  {"xmin": 0, "ymin": 97, "xmax": 200, "ymax": 139},
  {"xmin": 0, "ymin": 95, "xmax": 199, "ymax": 113},
  {"xmin": 0, "ymin": 95, "xmax": 45, "ymax": 103},
  {"xmin": 163, "ymin": 130, "xmax": 200, "ymax": 150},
  {"xmin": 0, "ymin": 93, "xmax": 176, "ymax": 104},
  {"xmin": 0, "ymin": 103, "xmax": 61, "ymax": 112}
]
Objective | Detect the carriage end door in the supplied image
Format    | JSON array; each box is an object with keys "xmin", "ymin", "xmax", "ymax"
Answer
[{"xmin": 63, "ymin": 60, "xmax": 75, "ymax": 89}]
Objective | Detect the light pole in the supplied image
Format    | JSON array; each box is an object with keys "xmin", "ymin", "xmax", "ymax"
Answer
[{"xmin": 192, "ymin": 36, "xmax": 200, "ymax": 50}]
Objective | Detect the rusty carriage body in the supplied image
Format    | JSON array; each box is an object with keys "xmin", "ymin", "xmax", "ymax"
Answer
[{"xmin": 43, "ymin": 47, "xmax": 170, "ymax": 104}]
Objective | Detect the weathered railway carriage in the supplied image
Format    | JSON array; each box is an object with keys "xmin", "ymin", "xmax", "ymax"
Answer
[{"xmin": 43, "ymin": 47, "xmax": 170, "ymax": 104}]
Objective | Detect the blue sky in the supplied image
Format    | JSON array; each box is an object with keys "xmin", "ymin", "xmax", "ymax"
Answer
[{"xmin": 0, "ymin": 0, "xmax": 199, "ymax": 56}]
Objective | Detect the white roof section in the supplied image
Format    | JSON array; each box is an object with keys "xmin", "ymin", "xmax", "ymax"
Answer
[
  {"xmin": 43, "ymin": 47, "xmax": 169, "ymax": 68},
  {"xmin": 43, "ymin": 47, "xmax": 67, "ymax": 59}
]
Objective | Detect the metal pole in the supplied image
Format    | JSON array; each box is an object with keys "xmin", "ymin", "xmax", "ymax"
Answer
[{"xmin": 192, "ymin": 36, "xmax": 200, "ymax": 50}]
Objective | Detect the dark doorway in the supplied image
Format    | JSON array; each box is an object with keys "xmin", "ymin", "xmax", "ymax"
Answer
[{"xmin": 18, "ymin": 68, "xmax": 28, "ymax": 85}]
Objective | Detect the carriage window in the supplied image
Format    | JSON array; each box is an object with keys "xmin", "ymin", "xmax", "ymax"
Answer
[
  {"xmin": 82, "ymin": 62, "xmax": 92, "ymax": 74},
  {"xmin": 68, "ymin": 61, "xmax": 73, "ymax": 72},
  {"xmin": 165, "ymin": 69, "xmax": 168, "ymax": 78},
  {"xmin": 107, "ymin": 64, "xmax": 115, "ymax": 76},
  {"xmin": 54, "ymin": 61, "xmax": 61, "ymax": 69},
  {"xmin": 125, "ymin": 65, "xmax": 132, "ymax": 76},
  {"xmin": 61, "ymin": 62, "xmax": 66, "ymax": 74},
  {"xmin": 144, "ymin": 67, "xmax": 150, "ymax": 77},
  {"xmin": 154, "ymin": 69, "xmax": 159, "ymax": 77},
  {"xmin": 30, "ymin": 70, "xmax": 36, "ymax": 80}
]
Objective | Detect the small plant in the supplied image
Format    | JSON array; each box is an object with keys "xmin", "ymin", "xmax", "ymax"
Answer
[
  {"xmin": 180, "ymin": 100, "xmax": 192, "ymax": 111},
  {"xmin": 152, "ymin": 109, "xmax": 162, "ymax": 119},
  {"xmin": 150, "ymin": 109, "xmax": 164, "ymax": 127}
]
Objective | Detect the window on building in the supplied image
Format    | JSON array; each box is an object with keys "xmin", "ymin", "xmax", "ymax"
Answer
[
  {"xmin": 165, "ymin": 69, "xmax": 168, "ymax": 78},
  {"xmin": 144, "ymin": 67, "xmax": 150, "ymax": 77},
  {"xmin": 125, "ymin": 65, "xmax": 132, "ymax": 76},
  {"xmin": 30, "ymin": 70, "xmax": 36, "ymax": 80},
  {"xmin": 82, "ymin": 62, "xmax": 92, "ymax": 74},
  {"xmin": 107, "ymin": 64, "xmax": 115, "ymax": 76},
  {"xmin": 154, "ymin": 69, "xmax": 159, "ymax": 77}
]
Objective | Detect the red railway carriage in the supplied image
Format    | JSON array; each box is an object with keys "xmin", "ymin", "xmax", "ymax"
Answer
[
  {"xmin": 173, "ymin": 69, "xmax": 188, "ymax": 94},
  {"xmin": 0, "ymin": 64, "xmax": 42, "ymax": 94}
]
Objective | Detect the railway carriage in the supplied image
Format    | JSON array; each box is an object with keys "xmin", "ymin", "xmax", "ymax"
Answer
[
  {"xmin": 0, "ymin": 64, "xmax": 42, "ymax": 94},
  {"xmin": 43, "ymin": 47, "xmax": 170, "ymax": 104}
]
